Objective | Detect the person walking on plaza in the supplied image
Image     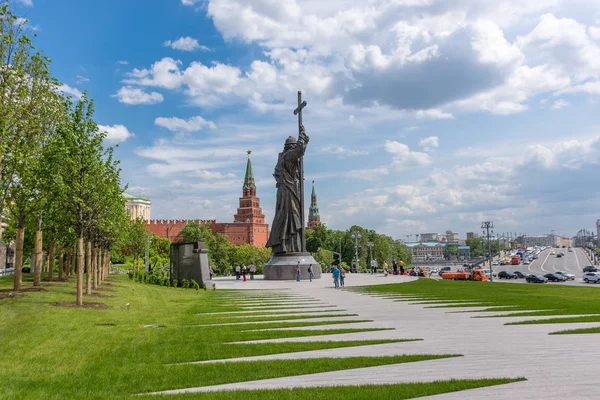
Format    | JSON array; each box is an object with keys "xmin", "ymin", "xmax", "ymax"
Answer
[
  {"xmin": 399, "ymin": 260, "xmax": 405, "ymax": 275},
  {"xmin": 249, "ymin": 264, "xmax": 256, "ymax": 280},
  {"xmin": 242, "ymin": 265, "xmax": 247, "ymax": 282},
  {"xmin": 370, "ymin": 260, "xmax": 375, "ymax": 275},
  {"xmin": 235, "ymin": 265, "xmax": 241, "ymax": 280},
  {"xmin": 392, "ymin": 258, "xmax": 398, "ymax": 275},
  {"xmin": 340, "ymin": 267, "xmax": 346, "ymax": 287},
  {"xmin": 295, "ymin": 261, "xmax": 301, "ymax": 281},
  {"xmin": 209, "ymin": 266, "xmax": 213, "ymax": 280},
  {"xmin": 383, "ymin": 261, "xmax": 389, "ymax": 277},
  {"xmin": 373, "ymin": 259, "xmax": 378, "ymax": 274},
  {"xmin": 332, "ymin": 265, "xmax": 340, "ymax": 288},
  {"xmin": 308, "ymin": 264, "xmax": 314, "ymax": 282}
]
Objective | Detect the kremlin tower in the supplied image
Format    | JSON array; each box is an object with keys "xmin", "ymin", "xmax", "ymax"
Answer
[{"xmin": 307, "ymin": 180, "xmax": 321, "ymax": 229}]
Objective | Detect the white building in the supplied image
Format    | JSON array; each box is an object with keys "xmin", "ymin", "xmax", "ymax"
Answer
[
  {"xmin": 404, "ymin": 242, "xmax": 447, "ymax": 262},
  {"xmin": 124, "ymin": 193, "xmax": 151, "ymax": 222}
]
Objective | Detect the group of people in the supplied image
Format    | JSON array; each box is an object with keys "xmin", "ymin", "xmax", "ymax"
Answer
[
  {"xmin": 371, "ymin": 258, "xmax": 406, "ymax": 277},
  {"xmin": 330, "ymin": 265, "xmax": 347, "ymax": 288},
  {"xmin": 234, "ymin": 264, "xmax": 257, "ymax": 281},
  {"xmin": 294, "ymin": 262, "xmax": 315, "ymax": 282}
]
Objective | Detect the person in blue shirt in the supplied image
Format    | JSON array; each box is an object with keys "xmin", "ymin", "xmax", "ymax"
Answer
[
  {"xmin": 332, "ymin": 265, "xmax": 340, "ymax": 288},
  {"xmin": 308, "ymin": 264, "xmax": 314, "ymax": 282},
  {"xmin": 295, "ymin": 261, "xmax": 301, "ymax": 281}
]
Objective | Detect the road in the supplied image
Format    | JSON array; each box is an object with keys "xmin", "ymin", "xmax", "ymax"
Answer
[{"xmin": 491, "ymin": 247, "xmax": 596, "ymax": 285}]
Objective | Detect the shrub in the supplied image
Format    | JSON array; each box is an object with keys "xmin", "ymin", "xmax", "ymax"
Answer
[
  {"xmin": 172, "ymin": 279, "xmax": 178, "ymax": 288},
  {"xmin": 181, "ymin": 279, "xmax": 190, "ymax": 289},
  {"xmin": 190, "ymin": 280, "xmax": 200, "ymax": 290}
]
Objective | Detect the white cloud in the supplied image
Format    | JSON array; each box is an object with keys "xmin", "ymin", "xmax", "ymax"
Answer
[
  {"xmin": 154, "ymin": 116, "xmax": 217, "ymax": 132},
  {"xmin": 75, "ymin": 75, "xmax": 89, "ymax": 84},
  {"xmin": 551, "ymin": 99, "xmax": 569, "ymax": 109},
  {"xmin": 182, "ymin": 0, "xmax": 201, "ymax": 5},
  {"xmin": 590, "ymin": 26, "xmax": 600, "ymax": 40},
  {"xmin": 384, "ymin": 140, "xmax": 431, "ymax": 169},
  {"xmin": 187, "ymin": 170, "xmax": 236, "ymax": 179},
  {"xmin": 58, "ymin": 84, "xmax": 82, "ymax": 99},
  {"xmin": 183, "ymin": 61, "xmax": 241, "ymax": 96},
  {"xmin": 318, "ymin": 146, "xmax": 367, "ymax": 157},
  {"xmin": 116, "ymin": 60, "xmax": 128, "ymax": 65},
  {"xmin": 123, "ymin": 57, "xmax": 183, "ymax": 90},
  {"xmin": 98, "ymin": 124, "xmax": 134, "ymax": 144},
  {"xmin": 560, "ymin": 80, "xmax": 600, "ymax": 95},
  {"xmin": 164, "ymin": 37, "xmax": 211, "ymax": 52},
  {"xmin": 16, "ymin": 0, "xmax": 33, "ymax": 6},
  {"xmin": 113, "ymin": 86, "xmax": 164, "ymax": 105},
  {"xmin": 418, "ymin": 136, "xmax": 439, "ymax": 151}
]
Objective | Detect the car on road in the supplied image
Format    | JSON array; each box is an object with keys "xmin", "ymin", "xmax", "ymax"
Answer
[
  {"xmin": 556, "ymin": 271, "xmax": 575, "ymax": 280},
  {"xmin": 438, "ymin": 267, "xmax": 452, "ymax": 277},
  {"xmin": 499, "ymin": 260, "xmax": 507, "ymax": 266},
  {"xmin": 526, "ymin": 274, "xmax": 548, "ymax": 283},
  {"xmin": 556, "ymin": 253, "xmax": 563, "ymax": 258},
  {"xmin": 550, "ymin": 251, "xmax": 556, "ymax": 255},
  {"xmin": 583, "ymin": 266, "xmax": 598, "ymax": 273},
  {"xmin": 498, "ymin": 271, "xmax": 517, "ymax": 279},
  {"xmin": 482, "ymin": 269, "xmax": 497, "ymax": 278},
  {"xmin": 544, "ymin": 273, "xmax": 567, "ymax": 282},
  {"xmin": 523, "ymin": 259, "xmax": 530, "ymax": 265},
  {"xmin": 583, "ymin": 273, "xmax": 600, "ymax": 284},
  {"xmin": 492, "ymin": 261, "xmax": 499, "ymax": 266},
  {"xmin": 568, "ymin": 248, "xmax": 573, "ymax": 252},
  {"xmin": 513, "ymin": 271, "xmax": 527, "ymax": 278}
]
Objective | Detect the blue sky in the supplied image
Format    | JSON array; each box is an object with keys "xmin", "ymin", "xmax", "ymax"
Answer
[{"xmin": 14, "ymin": 0, "xmax": 600, "ymax": 239}]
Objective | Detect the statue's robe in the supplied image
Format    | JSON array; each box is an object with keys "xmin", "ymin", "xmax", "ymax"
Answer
[{"xmin": 266, "ymin": 136, "xmax": 308, "ymax": 254}]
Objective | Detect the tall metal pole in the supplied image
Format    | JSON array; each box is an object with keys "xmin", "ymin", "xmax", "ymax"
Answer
[
  {"xmin": 481, "ymin": 221, "xmax": 494, "ymax": 282},
  {"xmin": 368, "ymin": 241, "xmax": 374, "ymax": 269}
]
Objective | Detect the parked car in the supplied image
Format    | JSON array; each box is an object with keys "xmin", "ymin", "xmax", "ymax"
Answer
[
  {"xmin": 523, "ymin": 259, "xmax": 530, "ymax": 265},
  {"xmin": 482, "ymin": 269, "xmax": 497, "ymax": 278},
  {"xmin": 492, "ymin": 261, "xmax": 499, "ymax": 266},
  {"xmin": 498, "ymin": 271, "xmax": 517, "ymax": 279},
  {"xmin": 583, "ymin": 266, "xmax": 598, "ymax": 273},
  {"xmin": 499, "ymin": 261, "xmax": 507, "ymax": 266},
  {"xmin": 556, "ymin": 271, "xmax": 575, "ymax": 280},
  {"xmin": 544, "ymin": 273, "xmax": 566, "ymax": 282},
  {"xmin": 526, "ymin": 274, "xmax": 548, "ymax": 283},
  {"xmin": 513, "ymin": 271, "xmax": 527, "ymax": 278},
  {"xmin": 583, "ymin": 273, "xmax": 600, "ymax": 283}
]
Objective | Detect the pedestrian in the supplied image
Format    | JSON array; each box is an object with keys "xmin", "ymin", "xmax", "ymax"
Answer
[
  {"xmin": 242, "ymin": 265, "xmax": 247, "ymax": 282},
  {"xmin": 209, "ymin": 265, "xmax": 213, "ymax": 280},
  {"xmin": 373, "ymin": 259, "xmax": 378, "ymax": 274},
  {"xmin": 399, "ymin": 260, "xmax": 405, "ymax": 275},
  {"xmin": 392, "ymin": 258, "xmax": 398, "ymax": 275},
  {"xmin": 295, "ymin": 261, "xmax": 301, "ymax": 282},
  {"xmin": 370, "ymin": 260, "xmax": 375, "ymax": 274},
  {"xmin": 383, "ymin": 262, "xmax": 389, "ymax": 277},
  {"xmin": 249, "ymin": 264, "xmax": 256, "ymax": 280},
  {"xmin": 340, "ymin": 267, "xmax": 346, "ymax": 287},
  {"xmin": 332, "ymin": 265, "xmax": 340, "ymax": 288},
  {"xmin": 308, "ymin": 264, "xmax": 314, "ymax": 282},
  {"xmin": 235, "ymin": 264, "xmax": 241, "ymax": 280}
]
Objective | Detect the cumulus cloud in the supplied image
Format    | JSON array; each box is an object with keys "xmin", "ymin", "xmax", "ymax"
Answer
[
  {"xmin": 551, "ymin": 99, "xmax": 569, "ymax": 109},
  {"xmin": 58, "ymin": 84, "xmax": 82, "ymax": 99},
  {"xmin": 113, "ymin": 86, "xmax": 164, "ymax": 105},
  {"xmin": 154, "ymin": 116, "xmax": 217, "ymax": 132},
  {"xmin": 164, "ymin": 37, "xmax": 211, "ymax": 52},
  {"xmin": 16, "ymin": 0, "xmax": 33, "ymax": 6},
  {"xmin": 418, "ymin": 136, "xmax": 439, "ymax": 151},
  {"xmin": 318, "ymin": 146, "xmax": 368, "ymax": 157},
  {"xmin": 98, "ymin": 124, "xmax": 134, "ymax": 144},
  {"xmin": 384, "ymin": 140, "xmax": 431, "ymax": 169}
]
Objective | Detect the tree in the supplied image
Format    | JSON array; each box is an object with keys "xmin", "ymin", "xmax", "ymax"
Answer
[
  {"xmin": 447, "ymin": 245, "xmax": 458, "ymax": 259},
  {"xmin": 313, "ymin": 248, "xmax": 334, "ymax": 268},
  {"xmin": 178, "ymin": 221, "xmax": 214, "ymax": 243},
  {"xmin": 124, "ymin": 217, "xmax": 148, "ymax": 279}
]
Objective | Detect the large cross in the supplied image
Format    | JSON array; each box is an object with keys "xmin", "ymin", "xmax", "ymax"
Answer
[{"xmin": 293, "ymin": 91, "xmax": 307, "ymax": 253}]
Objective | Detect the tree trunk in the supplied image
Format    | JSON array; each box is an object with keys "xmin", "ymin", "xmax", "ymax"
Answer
[
  {"xmin": 71, "ymin": 246, "xmax": 76, "ymax": 276},
  {"xmin": 105, "ymin": 249, "xmax": 110, "ymax": 280},
  {"xmin": 58, "ymin": 243, "xmax": 64, "ymax": 281},
  {"xmin": 76, "ymin": 236, "xmax": 84, "ymax": 306},
  {"xmin": 93, "ymin": 247, "xmax": 99, "ymax": 289},
  {"xmin": 47, "ymin": 239, "xmax": 56, "ymax": 281},
  {"xmin": 13, "ymin": 225, "xmax": 25, "ymax": 291},
  {"xmin": 33, "ymin": 225, "xmax": 43, "ymax": 286},
  {"xmin": 86, "ymin": 241, "xmax": 92, "ymax": 295}
]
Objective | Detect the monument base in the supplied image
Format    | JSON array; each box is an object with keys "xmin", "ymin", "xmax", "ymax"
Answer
[{"xmin": 264, "ymin": 252, "xmax": 322, "ymax": 280}]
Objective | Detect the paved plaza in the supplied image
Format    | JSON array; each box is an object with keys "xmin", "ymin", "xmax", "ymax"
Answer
[{"xmin": 151, "ymin": 273, "xmax": 600, "ymax": 398}]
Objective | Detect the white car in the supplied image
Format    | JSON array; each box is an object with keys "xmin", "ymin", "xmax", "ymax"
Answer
[
  {"xmin": 523, "ymin": 259, "xmax": 530, "ymax": 265},
  {"xmin": 583, "ymin": 273, "xmax": 600, "ymax": 284},
  {"xmin": 556, "ymin": 271, "xmax": 575, "ymax": 280},
  {"xmin": 492, "ymin": 261, "xmax": 499, "ymax": 266}
]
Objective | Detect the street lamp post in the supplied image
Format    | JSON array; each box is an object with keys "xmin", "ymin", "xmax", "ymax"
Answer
[
  {"xmin": 351, "ymin": 231, "xmax": 361, "ymax": 272},
  {"xmin": 367, "ymin": 241, "xmax": 374, "ymax": 272},
  {"xmin": 481, "ymin": 221, "xmax": 494, "ymax": 282}
]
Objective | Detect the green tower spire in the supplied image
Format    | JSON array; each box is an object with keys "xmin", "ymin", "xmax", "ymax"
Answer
[{"xmin": 243, "ymin": 150, "xmax": 255, "ymax": 189}]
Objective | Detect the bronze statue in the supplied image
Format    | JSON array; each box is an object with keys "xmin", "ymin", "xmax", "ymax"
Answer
[{"xmin": 266, "ymin": 124, "xmax": 309, "ymax": 254}]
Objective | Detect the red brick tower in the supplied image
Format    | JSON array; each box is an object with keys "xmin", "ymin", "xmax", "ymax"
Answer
[
  {"xmin": 234, "ymin": 150, "xmax": 265, "ymax": 224},
  {"xmin": 307, "ymin": 180, "xmax": 321, "ymax": 229}
]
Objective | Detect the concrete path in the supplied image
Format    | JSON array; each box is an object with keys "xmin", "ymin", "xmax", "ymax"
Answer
[{"xmin": 150, "ymin": 274, "xmax": 600, "ymax": 398}]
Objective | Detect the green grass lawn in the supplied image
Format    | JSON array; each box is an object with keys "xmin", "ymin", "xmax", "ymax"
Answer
[
  {"xmin": 354, "ymin": 279, "xmax": 600, "ymax": 327},
  {"xmin": 0, "ymin": 273, "xmax": 438, "ymax": 399},
  {"xmin": 153, "ymin": 378, "xmax": 526, "ymax": 399}
]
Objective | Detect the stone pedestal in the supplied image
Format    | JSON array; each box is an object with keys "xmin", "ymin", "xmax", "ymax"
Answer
[{"xmin": 264, "ymin": 252, "xmax": 322, "ymax": 280}]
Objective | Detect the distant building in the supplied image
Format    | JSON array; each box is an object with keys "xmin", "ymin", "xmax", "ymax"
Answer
[
  {"xmin": 466, "ymin": 232, "xmax": 478, "ymax": 240},
  {"xmin": 419, "ymin": 233, "xmax": 439, "ymax": 242},
  {"xmin": 597, "ymin": 220, "xmax": 600, "ymax": 245},
  {"xmin": 457, "ymin": 246, "xmax": 471, "ymax": 259},
  {"xmin": 145, "ymin": 151, "xmax": 269, "ymax": 247},
  {"xmin": 307, "ymin": 181, "xmax": 321, "ymax": 229},
  {"xmin": 445, "ymin": 230, "xmax": 459, "ymax": 244},
  {"xmin": 555, "ymin": 236, "xmax": 573, "ymax": 248},
  {"xmin": 124, "ymin": 193, "xmax": 151, "ymax": 222},
  {"xmin": 404, "ymin": 242, "xmax": 447, "ymax": 262}
]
